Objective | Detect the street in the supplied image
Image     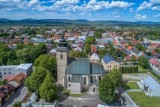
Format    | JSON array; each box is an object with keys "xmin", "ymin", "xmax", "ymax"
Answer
[
  {"xmin": 2, "ymin": 85, "xmax": 28, "ymax": 107},
  {"xmin": 58, "ymin": 98, "xmax": 100, "ymax": 107}
]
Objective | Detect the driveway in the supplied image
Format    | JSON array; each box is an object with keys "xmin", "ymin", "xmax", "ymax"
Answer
[{"xmin": 2, "ymin": 85, "xmax": 28, "ymax": 107}]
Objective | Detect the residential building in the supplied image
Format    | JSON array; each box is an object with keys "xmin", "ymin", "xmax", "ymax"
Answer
[
  {"xmin": 101, "ymin": 55, "xmax": 120, "ymax": 71},
  {"xmin": 89, "ymin": 52, "xmax": 100, "ymax": 63}
]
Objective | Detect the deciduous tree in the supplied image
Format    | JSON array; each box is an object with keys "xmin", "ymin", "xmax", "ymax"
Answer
[{"xmin": 39, "ymin": 73, "xmax": 57, "ymax": 101}]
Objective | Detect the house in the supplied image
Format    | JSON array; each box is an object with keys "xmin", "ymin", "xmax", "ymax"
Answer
[
  {"xmin": 0, "ymin": 84, "xmax": 16, "ymax": 105},
  {"xmin": 101, "ymin": 55, "xmax": 120, "ymax": 71},
  {"xmin": 124, "ymin": 54, "xmax": 138, "ymax": 61},
  {"xmin": 48, "ymin": 48, "xmax": 57, "ymax": 56},
  {"xmin": 56, "ymin": 35, "xmax": 105, "ymax": 95},
  {"xmin": 149, "ymin": 58, "xmax": 160, "ymax": 75},
  {"xmin": 31, "ymin": 38, "xmax": 50, "ymax": 45},
  {"xmin": 0, "ymin": 63, "xmax": 33, "ymax": 77},
  {"xmin": 127, "ymin": 46, "xmax": 133, "ymax": 51},
  {"xmin": 89, "ymin": 52, "xmax": 100, "ymax": 63},
  {"xmin": 138, "ymin": 76, "xmax": 160, "ymax": 97}
]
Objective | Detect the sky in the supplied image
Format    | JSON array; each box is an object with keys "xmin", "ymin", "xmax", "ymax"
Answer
[{"xmin": 0, "ymin": 0, "xmax": 160, "ymax": 21}]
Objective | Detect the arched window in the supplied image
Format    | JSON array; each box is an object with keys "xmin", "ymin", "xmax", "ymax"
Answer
[
  {"xmin": 93, "ymin": 87, "xmax": 96, "ymax": 92},
  {"xmin": 60, "ymin": 54, "xmax": 63, "ymax": 59},
  {"xmin": 84, "ymin": 77, "xmax": 86, "ymax": 84},
  {"xmin": 68, "ymin": 76, "xmax": 71, "ymax": 82},
  {"xmin": 99, "ymin": 76, "xmax": 101, "ymax": 81}
]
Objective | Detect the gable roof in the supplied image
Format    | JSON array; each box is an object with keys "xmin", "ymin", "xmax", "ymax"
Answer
[
  {"xmin": 67, "ymin": 58, "xmax": 90, "ymax": 75},
  {"xmin": 67, "ymin": 58, "xmax": 104, "ymax": 75},
  {"xmin": 143, "ymin": 76, "xmax": 160, "ymax": 91},
  {"xmin": 91, "ymin": 63, "xmax": 105, "ymax": 74},
  {"xmin": 102, "ymin": 55, "xmax": 115, "ymax": 64}
]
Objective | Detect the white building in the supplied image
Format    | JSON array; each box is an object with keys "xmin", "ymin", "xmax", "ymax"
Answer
[
  {"xmin": 0, "ymin": 63, "xmax": 33, "ymax": 77},
  {"xmin": 139, "ymin": 76, "xmax": 160, "ymax": 97}
]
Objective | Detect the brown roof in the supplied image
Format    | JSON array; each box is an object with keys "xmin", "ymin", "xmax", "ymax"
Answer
[{"xmin": 0, "ymin": 92, "xmax": 6, "ymax": 99}]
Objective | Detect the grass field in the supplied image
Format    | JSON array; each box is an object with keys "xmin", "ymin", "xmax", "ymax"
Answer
[
  {"xmin": 124, "ymin": 82, "xmax": 139, "ymax": 90},
  {"xmin": 128, "ymin": 92, "xmax": 160, "ymax": 107}
]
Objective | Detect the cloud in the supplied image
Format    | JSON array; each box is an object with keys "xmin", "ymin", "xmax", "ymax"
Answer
[
  {"xmin": 0, "ymin": 0, "xmax": 25, "ymax": 9},
  {"xmin": 115, "ymin": 15, "xmax": 120, "ymax": 18},
  {"xmin": 135, "ymin": 14, "xmax": 148, "ymax": 20},
  {"xmin": 60, "ymin": 0, "xmax": 134, "ymax": 12},
  {"xmin": 54, "ymin": 0, "xmax": 79, "ymax": 6},
  {"xmin": 130, "ymin": 8, "xmax": 133, "ymax": 12},
  {"xmin": 137, "ymin": 0, "xmax": 160, "ymax": 11},
  {"xmin": 154, "ymin": 14, "xmax": 160, "ymax": 17},
  {"xmin": 0, "ymin": 0, "xmax": 134, "ymax": 14}
]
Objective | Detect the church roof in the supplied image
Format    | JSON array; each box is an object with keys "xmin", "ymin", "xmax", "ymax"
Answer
[
  {"xmin": 67, "ymin": 58, "xmax": 90, "ymax": 75},
  {"xmin": 66, "ymin": 58, "xmax": 104, "ymax": 75},
  {"xmin": 91, "ymin": 63, "xmax": 105, "ymax": 74}
]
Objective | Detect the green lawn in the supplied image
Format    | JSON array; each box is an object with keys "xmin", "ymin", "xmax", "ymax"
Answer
[
  {"xmin": 123, "ymin": 82, "xmax": 139, "ymax": 90},
  {"xmin": 138, "ymin": 66, "xmax": 148, "ymax": 73},
  {"xmin": 70, "ymin": 92, "xmax": 87, "ymax": 97},
  {"xmin": 128, "ymin": 92, "xmax": 160, "ymax": 107}
]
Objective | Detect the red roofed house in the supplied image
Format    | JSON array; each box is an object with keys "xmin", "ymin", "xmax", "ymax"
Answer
[
  {"xmin": 124, "ymin": 54, "xmax": 138, "ymax": 61},
  {"xmin": 127, "ymin": 46, "xmax": 133, "ymax": 51},
  {"xmin": 149, "ymin": 58, "xmax": 160, "ymax": 75}
]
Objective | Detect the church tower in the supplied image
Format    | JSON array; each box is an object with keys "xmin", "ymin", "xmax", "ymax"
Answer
[{"xmin": 56, "ymin": 34, "xmax": 68, "ymax": 87}]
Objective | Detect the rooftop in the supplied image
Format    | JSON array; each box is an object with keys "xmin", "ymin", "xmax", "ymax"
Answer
[
  {"xmin": 102, "ymin": 55, "xmax": 115, "ymax": 64},
  {"xmin": 67, "ymin": 58, "xmax": 104, "ymax": 75},
  {"xmin": 67, "ymin": 58, "xmax": 90, "ymax": 75},
  {"xmin": 143, "ymin": 76, "xmax": 160, "ymax": 91}
]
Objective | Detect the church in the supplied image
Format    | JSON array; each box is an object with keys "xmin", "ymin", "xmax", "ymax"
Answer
[{"xmin": 56, "ymin": 36, "xmax": 105, "ymax": 95}]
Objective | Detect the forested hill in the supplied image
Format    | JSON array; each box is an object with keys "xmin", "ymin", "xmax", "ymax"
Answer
[{"xmin": 0, "ymin": 18, "xmax": 160, "ymax": 26}]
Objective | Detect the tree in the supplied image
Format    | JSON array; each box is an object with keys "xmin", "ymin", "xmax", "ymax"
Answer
[
  {"xmin": 69, "ymin": 51, "xmax": 87, "ymax": 58},
  {"xmin": 84, "ymin": 44, "xmax": 91, "ymax": 54},
  {"xmin": 34, "ymin": 54, "xmax": 57, "ymax": 77},
  {"xmin": 99, "ymin": 74, "xmax": 115, "ymax": 103},
  {"xmin": 12, "ymin": 101, "xmax": 21, "ymax": 107},
  {"xmin": 154, "ymin": 49, "xmax": 160, "ymax": 54},
  {"xmin": 85, "ymin": 36, "xmax": 96, "ymax": 45},
  {"xmin": 25, "ymin": 66, "xmax": 48, "ymax": 92},
  {"xmin": 0, "ymin": 79, "xmax": 7, "ymax": 85},
  {"xmin": 138, "ymin": 56, "xmax": 150, "ymax": 69},
  {"xmin": 39, "ymin": 73, "xmax": 57, "ymax": 101},
  {"xmin": 108, "ymin": 69, "xmax": 122, "ymax": 88},
  {"xmin": 131, "ymin": 55, "xmax": 136, "ymax": 64}
]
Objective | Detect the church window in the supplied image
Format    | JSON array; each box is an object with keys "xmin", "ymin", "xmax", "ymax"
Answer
[
  {"xmin": 84, "ymin": 77, "xmax": 86, "ymax": 84},
  {"xmin": 60, "ymin": 54, "xmax": 63, "ymax": 59},
  {"xmin": 99, "ymin": 76, "xmax": 101, "ymax": 81},
  {"xmin": 68, "ymin": 76, "xmax": 71, "ymax": 82},
  {"xmin": 90, "ymin": 76, "xmax": 93, "ymax": 82},
  {"xmin": 93, "ymin": 87, "xmax": 96, "ymax": 92}
]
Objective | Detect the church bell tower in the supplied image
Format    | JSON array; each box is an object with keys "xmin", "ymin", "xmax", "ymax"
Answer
[{"xmin": 56, "ymin": 34, "xmax": 68, "ymax": 87}]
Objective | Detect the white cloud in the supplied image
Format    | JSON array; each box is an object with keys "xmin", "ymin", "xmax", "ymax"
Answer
[
  {"xmin": 115, "ymin": 15, "xmax": 120, "ymax": 18},
  {"xmin": 62, "ymin": 0, "xmax": 134, "ymax": 12},
  {"xmin": 154, "ymin": 13, "xmax": 160, "ymax": 17},
  {"xmin": 28, "ymin": 0, "xmax": 39, "ymax": 7},
  {"xmin": 130, "ymin": 8, "xmax": 133, "ymax": 12},
  {"xmin": 54, "ymin": 0, "xmax": 79, "ymax": 6},
  {"xmin": 135, "ymin": 14, "xmax": 148, "ymax": 20},
  {"xmin": 0, "ymin": 0, "xmax": 134, "ymax": 15},
  {"xmin": 137, "ymin": 0, "xmax": 160, "ymax": 11}
]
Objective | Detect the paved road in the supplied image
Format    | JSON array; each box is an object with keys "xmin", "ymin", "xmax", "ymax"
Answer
[
  {"xmin": 2, "ymin": 85, "xmax": 28, "ymax": 107},
  {"xmin": 58, "ymin": 98, "xmax": 100, "ymax": 107}
]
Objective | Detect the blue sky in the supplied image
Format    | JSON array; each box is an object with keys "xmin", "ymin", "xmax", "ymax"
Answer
[{"xmin": 0, "ymin": 0, "xmax": 160, "ymax": 21}]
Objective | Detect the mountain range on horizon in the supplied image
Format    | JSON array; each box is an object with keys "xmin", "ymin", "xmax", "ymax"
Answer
[{"xmin": 0, "ymin": 18, "xmax": 160, "ymax": 26}]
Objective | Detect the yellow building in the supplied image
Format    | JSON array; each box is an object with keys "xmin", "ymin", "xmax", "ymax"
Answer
[{"xmin": 101, "ymin": 55, "xmax": 120, "ymax": 71}]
